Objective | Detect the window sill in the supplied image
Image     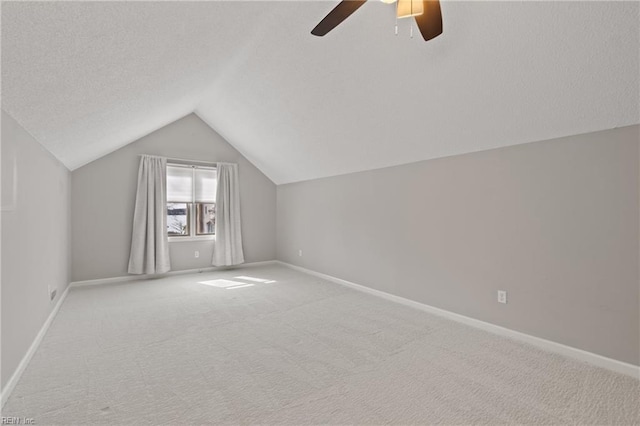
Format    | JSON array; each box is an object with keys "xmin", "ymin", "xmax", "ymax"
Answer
[{"xmin": 168, "ymin": 235, "xmax": 215, "ymax": 243}]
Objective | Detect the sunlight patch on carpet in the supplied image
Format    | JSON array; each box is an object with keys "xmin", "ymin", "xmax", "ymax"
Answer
[
  {"xmin": 198, "ymin": 279, "xmax": 255, "ymax": 289},
  {"xmin": 234, "ymin": 275, "xmax": 276, "ymax": 284}
]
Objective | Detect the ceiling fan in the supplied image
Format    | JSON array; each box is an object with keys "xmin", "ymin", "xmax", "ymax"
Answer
[{"xmin": 311, "ymin": 0, "xmax": 443, "ymax": 41}]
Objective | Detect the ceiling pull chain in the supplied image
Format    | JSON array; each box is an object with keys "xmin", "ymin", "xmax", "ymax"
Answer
[{"xmin": 395, "ymin": 2, "xmax": 398, "ymax": 35}]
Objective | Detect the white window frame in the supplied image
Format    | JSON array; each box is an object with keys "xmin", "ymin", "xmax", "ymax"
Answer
[{"xmin": 167, "ymin": 163, "xmax": 217, "ymax": 243}]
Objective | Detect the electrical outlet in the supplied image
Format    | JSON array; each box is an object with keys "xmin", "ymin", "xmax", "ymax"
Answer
[
  {"xmin": 195, "ymin": 250, "xmax": 200, "ymax": 258},
  {"xmin": 298, "ymin": 249, "xmax": 303, "ymax": 257},
  {"xmin": 497, "ymin": 290, "xmax": 507, "ymax": 304}
]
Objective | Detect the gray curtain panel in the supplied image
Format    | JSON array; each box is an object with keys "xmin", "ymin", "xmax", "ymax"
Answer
[
  {"xmin": 212, "ymin": 163, "xmax": 245, "ymax": 266},
  {"xmin": 128, "ymin": 155, "xmax": 171, "ymax": 274}
]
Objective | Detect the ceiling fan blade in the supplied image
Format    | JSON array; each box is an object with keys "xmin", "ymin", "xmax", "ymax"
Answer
[
  {"xmin": 311, "ymin": 0, "xmax": 367, "ymax": 37},
  {"xmin": 415, "ymin": 0, "xmax": 443, "ymax": 41}
]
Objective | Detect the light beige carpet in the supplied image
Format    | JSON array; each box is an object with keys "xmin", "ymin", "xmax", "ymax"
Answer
[{"xmin": 3, "ymin": 264, "xmax": 639, "ymax": 425}]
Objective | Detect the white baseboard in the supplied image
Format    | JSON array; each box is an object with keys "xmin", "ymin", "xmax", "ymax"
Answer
[
  {"xmin": 1, "ymin": 284, "xmax": 72, "ymax": 408},
  {"xmin": 70, "ymin": 260, "xmax": 279, "ymax": 288},
  {"xmin": 276, "ymin": 261, "xmax": 640, "ymax": 379}
]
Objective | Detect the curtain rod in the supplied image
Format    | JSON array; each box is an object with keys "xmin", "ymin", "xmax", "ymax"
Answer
[{"xmin": 138, "ymin": 154, "xmax": 217, "ymax": 166}]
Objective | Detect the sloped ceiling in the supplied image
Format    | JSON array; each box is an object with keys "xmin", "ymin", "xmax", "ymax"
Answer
[{"xmin": 2, "ymin": 1, "xmax": 638, "ymax": 184}]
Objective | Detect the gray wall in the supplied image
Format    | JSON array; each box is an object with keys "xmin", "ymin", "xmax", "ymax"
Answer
[
  {"xmin": 277, "ymin": 125, "xmax": 640, "ymax": 365},
  {"xmin": 1, "ymin": 111, "xmax": 72, "ymax": 389},
  {"xmin": 71, "ymin": 113, "xmax": 276, "ymax": 281}
]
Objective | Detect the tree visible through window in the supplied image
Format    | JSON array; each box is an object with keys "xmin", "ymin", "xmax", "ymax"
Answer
[
  {"xmin": 167, "ymin": 202, "xmax": 189, "ymax": 235},
  {"xmin": 166, "ymin": 164, "xmax": 216, "ymax": 238}
]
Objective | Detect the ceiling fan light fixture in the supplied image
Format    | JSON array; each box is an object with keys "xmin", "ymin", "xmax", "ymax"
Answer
[
  {"xmin": 380, "ymin": 0, "xmax": 397, "ymax": 4},
  {"xmin": 310, "ymin": 0, "xmax": 442, "ymax": 41},
  {"xmin": 397, "ymin": 0, "xmax": 424, "ymax": 18}
]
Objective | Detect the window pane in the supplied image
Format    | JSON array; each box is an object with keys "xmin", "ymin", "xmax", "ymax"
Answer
[
  {"xmin": 195, "ymin": 168, "xmax": 216, "ymax": 203},
  {"xmin": 196, "ymin": 203, "xmax": 215, "ymax": 235},
  {"xmin": 167, "ymin": 166, "xmax": 193, "ymax": 202},
  {"xmin": 167, "ymin": 203, "xmax": 189, "ymax": 236}
]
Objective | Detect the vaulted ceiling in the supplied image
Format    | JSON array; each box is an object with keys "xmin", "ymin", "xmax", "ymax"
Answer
[{"xmin": 2, "ymin": 1, "xmax": 638, "ymax": 184}]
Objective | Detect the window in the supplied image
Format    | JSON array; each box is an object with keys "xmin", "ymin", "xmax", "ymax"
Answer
[{"xmin": 166, "ymin": 164, "xmax": 216, "ymax": 240}]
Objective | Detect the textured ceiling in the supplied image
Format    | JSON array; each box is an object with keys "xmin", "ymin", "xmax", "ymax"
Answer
[{"xmin": 2, "ymin": 1, "xmax": 639, "ymax": 184}]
